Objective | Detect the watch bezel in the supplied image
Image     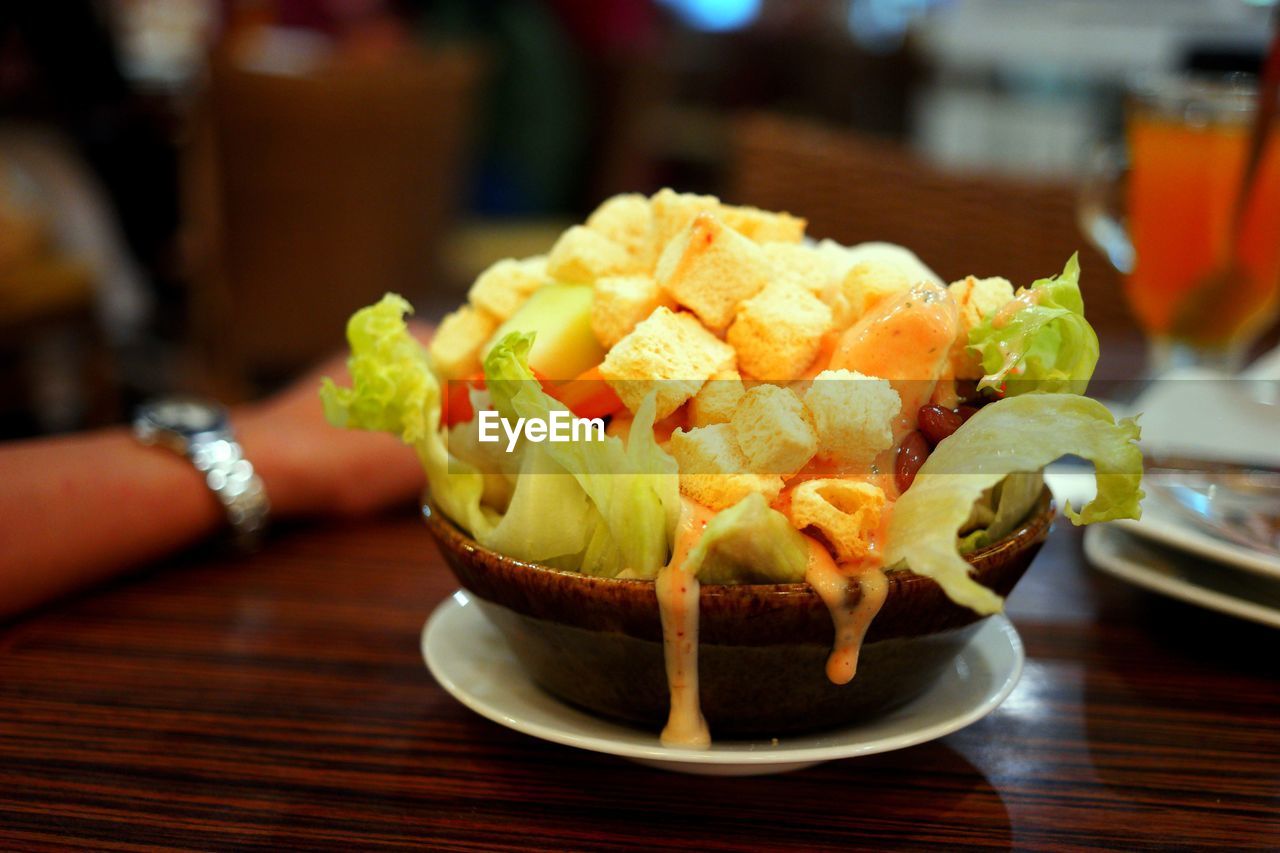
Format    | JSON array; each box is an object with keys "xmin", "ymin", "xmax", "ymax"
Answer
[{"xmin": 135, "ymin": 396, "xmax": 230, "ymax": 442}]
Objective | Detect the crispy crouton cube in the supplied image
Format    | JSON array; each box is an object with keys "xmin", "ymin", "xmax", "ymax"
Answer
[
  {"xmin": 824, "ymin": 243, "xmax": 942, "ymax": 327},
  {"xmin": 731, "ymin": 385, "xmax": 817, "ymax": 475},
  {"xmin": 590, "ymin": 274, "xmax": 673, "ymax": 348},
  {"xmin": 688, "ymin": 368, "xmax": 745, "ymax": 427},
  {"xmin": 599, "ymin": 306, "xmax": 736, "ymax": 419},
  {"xmin": 947, "ymin": 275, "xmax": 1014, "ymax": 379},
  {"xmin": 727, "ymin": 282, "xmax": 833, "ymax": 379},
  {"xmin": 655, "ymin": 213, "xmax": 770, "ymax": 332},
  {"xmin": 649, "ymin": 188, "xmax": 721, "ymax": 259},
  {"xmin": 831, "ymin": 260, "xmax": 915, "ymax": 327},
  {"xmin": 467, "ymin": 256, "xmax": 548, "ymax": 322},
  {"xmin": 546, "ymin": 225, "xmax": 633, "ymax": 283},
  {"xmin": 668, "ymin": 424, "xmax": 784, "ymax": 510},
  {"xmin": 803, "ymin": 369, "xmax": 900, "ymax": 468},
  {"xmin": 586, "ymin": 194, "xmax": 652, "ymax": 269},
  {"xmin": 949, "ymin": 275, "xmax": 1015, "ymax": 331},
  {"xmin": 763, "ymin": 243, "xmax": 836, "ymax": 294},
  {"xmin": 719, "ymin": 204, "xmax": 806, "ymax": 243},
  {"xmin": 430, "ymin": 305, "xmax": 497, "ymax": 379},
  {"xmin": 787, "ymin": 479, "xmax": 886, "ymax": 561}
]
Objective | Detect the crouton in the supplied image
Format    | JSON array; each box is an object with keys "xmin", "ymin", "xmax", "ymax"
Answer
[
  {"xmin": 727, "ymin": 282, "xmax": 833, "ymax": 379},
  {"xmin": 649, "ymin": 188, "xmax": 721, "ymax": 259},
  {"xmin": 825, "ymin": 243, "xmax": 943, "ymax": 327},
  {"xmin": 947, "ymin": 275, "xmax": 1014, "ymax": 380},
  {"xmin": 668, "ymin": 423, "xmax": 784, "ymax": 509},
  {"xmin": 763, "ymin": 243, "xmax": 836, "ymax": 294},
  {"xmin": 831, "ymin": 260, "xmax": 915, "ymax": 327},
  {"xmin": 802, "ymin": 369, "xmax": 900, "ymax": 468},
  {"xmin": 719, "ymin": 204, "xmax": 806, "ymax": 243},
  {"xmin": 688, "ymin": 368, "xmax": 745, "ymax": 427},
  {"xmin": 467, "ymin": 256, "xmax": 548, "ymax": 322},
  {"xmin": 590, "ymin": 274, "xmax": 673, "ymax": 349},
  {"xmin": 586, "ymin": 194, "xmax": 652, "ymax": 270},
  {"xmin": 429, "ymin": 305, "xmax": 497, "ymax": 379},
  {"xmin": 787, "ymin": 479, "xmax": 886, "ymax": 562},
  {"xmin": 655, "ymin": 213, "xmax": 770, "ymax": 332},
  {"xmin": 731, "ymin": 384, "xmax": 817, "ymax": 475},
  {"xmin": 844, "ymin": 242, "xmax": 942, "ymax": 286},
  {"xmin": 599, "ymin": 306, "xmax": 736, "ymax": 419},
  {"xmin": 546, "ymin": 225, "xmax": 633, "ymax": 283},
  {"xmin": 949, "ymin": 275, "xmax": 1015, "ymax": 332}
]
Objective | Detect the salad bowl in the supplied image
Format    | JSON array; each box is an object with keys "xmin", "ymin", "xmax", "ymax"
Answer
[{"xmin": 424, "ymin": 488, "xmax": 1054, "ymax": 737}]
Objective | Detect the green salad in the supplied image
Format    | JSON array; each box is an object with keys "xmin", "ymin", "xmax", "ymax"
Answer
[{"xmin": 321, "ymin": 190, "xmax": 1143, "ymax": 615}]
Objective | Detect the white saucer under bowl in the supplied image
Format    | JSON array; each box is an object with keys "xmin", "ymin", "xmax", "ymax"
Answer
[{"xmin": 422, "ymin": 590, "xmax": 1025, "ymax": 776}]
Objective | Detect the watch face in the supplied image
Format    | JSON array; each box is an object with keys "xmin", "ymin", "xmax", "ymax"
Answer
[{"xmin": 147, "ymin": 398, "xmax": 226, "ymax": 435}]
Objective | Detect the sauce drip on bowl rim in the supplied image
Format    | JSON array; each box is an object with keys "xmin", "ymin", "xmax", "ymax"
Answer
[
  {"xmin": 656, "ymin": 498, "xmax": 893, "ymax": 746},
  {"xmin": 804, "ymin": 539, "xmax": 889, "ymax": 685},
  {"xmin": 656, "ymin": 500, "xmax": 715, "ymax": 748}
]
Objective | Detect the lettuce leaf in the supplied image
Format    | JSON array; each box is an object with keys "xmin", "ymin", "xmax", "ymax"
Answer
[
  {"xmin": 969, "ymin": 254, "xmax": 1099, "ymax": 396},
  {"xmin": 320, "ymin": 293, "xmax": 436, "ymax": 445},
  {"xmin": 320, "ymin": 293, "xmax": 499, "ymax": 541},
  {"xmin": 957, "ymin": 471, "xmax": 1045, "ymax": 554},
  {"xmin": 483, "ymin": 333, "xmax": 680, "ymax": 578},
  {"xmin": 683, "ymin": 493, "xmax": 809, "ymax": 584},
  {"xmin": 480, "ymin": 439, "xmax": 593, "ymax": 563},
  {"xmin": 884, "ymin": 394, "xmax": 1143, "ymax": 614}
]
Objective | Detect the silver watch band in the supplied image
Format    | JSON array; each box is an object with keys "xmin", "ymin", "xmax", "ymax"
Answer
[
  {"xmin": 188, "ymin": 436, "xmax": 270, "ymax": 550},
  {"xmin": 133, "ymin": 399, "xmax": 270, "ymax": 550}
]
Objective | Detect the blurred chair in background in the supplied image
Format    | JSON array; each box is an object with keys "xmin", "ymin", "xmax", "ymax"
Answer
[
  {"xmin": 184, "ymin": 46, "xmax": 484, "ymax": 397},
  {"xmin": 730, "ymin": 113, "xmax": 1137, "ymax": 351}
]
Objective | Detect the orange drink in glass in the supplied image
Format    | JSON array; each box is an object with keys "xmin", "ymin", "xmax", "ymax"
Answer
[{"xmin": 1081, "ymin": 76, "xmax": 1280, "ymax": 373}]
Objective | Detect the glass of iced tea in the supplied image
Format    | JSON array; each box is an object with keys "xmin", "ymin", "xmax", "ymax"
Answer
[{"xmin": 1079, "ymin": 74, "xmax": 1280, "ymax": 375}]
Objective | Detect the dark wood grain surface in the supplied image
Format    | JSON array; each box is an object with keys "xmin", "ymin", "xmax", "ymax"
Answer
[{"xmin": 1, "ymin": 508, "xmax": 1277, "ymax": 851}]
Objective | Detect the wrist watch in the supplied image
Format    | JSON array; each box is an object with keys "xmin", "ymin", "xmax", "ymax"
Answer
[{"xmin": 133, "ymin": 396, "xmax": 270, "ymax": 550}]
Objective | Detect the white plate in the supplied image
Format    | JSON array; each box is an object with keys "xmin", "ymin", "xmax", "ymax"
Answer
[
  {"xmin": 1046, "ymin": 462, "xmax": 1280, "ymax": 582},
  {"xmin": 1084, "ymin": 525, "xmax": 1280, "ymax": 629},
  {"xmin": 422, "ymin": 590, "xmax": 1025, "ymax": 776},
  {"xmin": 1110, "ymin": 486, "xmax": 1280, "ymax": 582}
]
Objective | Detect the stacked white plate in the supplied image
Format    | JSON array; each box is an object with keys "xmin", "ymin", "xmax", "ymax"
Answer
[
  {"xmin": 1084, "ymin": 489, "xmax": 1280, "ymax": 629},
  {"xmin": 1051, "ymin": 358, "xmax": 1280, "ymax": 628}
]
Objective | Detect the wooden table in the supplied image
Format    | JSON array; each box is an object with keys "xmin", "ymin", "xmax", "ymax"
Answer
[{"xmin": 1, "ymin": 508, "xmax": 1276, "ymax": 850}]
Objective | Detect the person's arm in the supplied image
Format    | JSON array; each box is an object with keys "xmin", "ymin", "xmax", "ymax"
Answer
[{"xmin": 0, "ymin": 357, "xmax": 425, "ymax": 620}]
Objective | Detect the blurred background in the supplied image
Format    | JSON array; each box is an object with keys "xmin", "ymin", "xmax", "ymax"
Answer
[{"xmin": 0, "ymin": 0, "xmax": 1274, "ymax": 438}]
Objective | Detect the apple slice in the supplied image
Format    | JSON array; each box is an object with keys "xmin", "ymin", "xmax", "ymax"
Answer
[{"xmin": 483, "ymin": 284, "xmax": 605, "ymax": 381}]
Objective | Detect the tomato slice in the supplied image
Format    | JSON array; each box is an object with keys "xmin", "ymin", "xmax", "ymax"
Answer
[
  {"xmin": 548, "ymin": 365, "xmax": 625, "ymax": 420},
  {"xmin": 442, "ymin": 366, "xmax": 621, "ymax": 427},
  {"xmin": 442, "ymin": 373, "xmax": 485, "ymax": 428}
]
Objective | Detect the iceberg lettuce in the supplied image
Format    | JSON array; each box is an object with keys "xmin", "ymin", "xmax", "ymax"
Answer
[
  {"xmin": 319, "ymin": 294, "xmax": 499, "ymax": 541},
  {"xmin": 483, "ymin": 333, "xmax": 680, "ymax": 578},
  {"xmin": 683, "ymin": 493, "xmax": 809, "ymax": 584},
  {"xmin": 957, "ymin": 471, "xmax": 1045, "ymax": 554},
  {"xmin": 969, "ymin": 254, "xmax": 1100, "ymax": 396},
  {"xmin": 884, "ymin": 393, "xmax": 1143, "ymax": 614}
]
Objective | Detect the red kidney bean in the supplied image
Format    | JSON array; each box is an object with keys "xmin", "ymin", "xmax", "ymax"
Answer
[
  {"xmin": 895, "ymin": 431, "xmax": 930, "ymax": 493},
  {"xmin": 917, "ymin": 405, "xmax": 965, "ymax": 447},
  {"xmin": 955, "ymin": 404, "xmax": 980, "ymax": 422}
]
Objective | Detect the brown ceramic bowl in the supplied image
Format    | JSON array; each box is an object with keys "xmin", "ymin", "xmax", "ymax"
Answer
[{"xmin": 424, "ymin": 488, "xmax": 1054, "ymax": 737}]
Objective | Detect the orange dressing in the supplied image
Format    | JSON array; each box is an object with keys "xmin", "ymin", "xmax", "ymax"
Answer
[
  {"xmin": 655, "ymin": 498, "xmax": 898, "ymax": 744},
  {"xmin": 829, "ymin": 282, "xmax": 960, "ymax": 440},
  {"xmin": 991, "ymin": 287, "xmax": 1044, "ymax": 330},
  {"xmin": 803, "ymin": 538, "xmax": 889, "ymax": 685},
  {"xmin": 656, "ymin": 499, "xmax": 716, "ymax": 748}
]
